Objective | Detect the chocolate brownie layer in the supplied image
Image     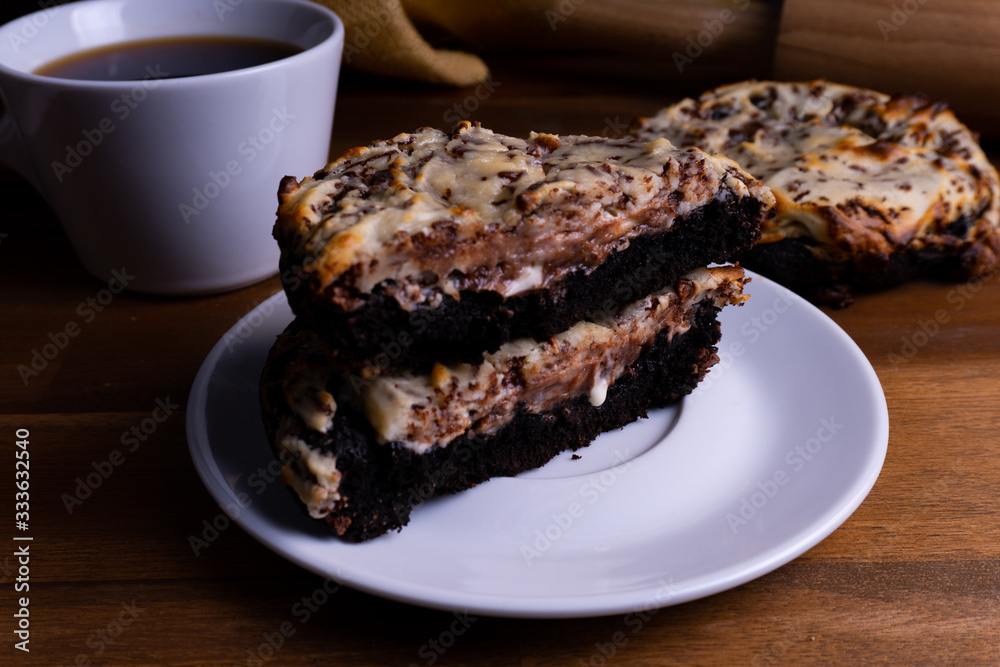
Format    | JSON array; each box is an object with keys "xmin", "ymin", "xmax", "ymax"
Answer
[
  {"xmin": 275, "ymin": 121, "xmax": 770, "ymax": 367},
  {"xmin": 741, "ymin": 235, "xmax": 968, "ymax": 308},
  {"xmin": 261, "ymin": 299, "xmax": 728, "ymax": 543},
  {"xmin": 292, "ymin": 192, "xmax": 760, "ymax": 372},
  {"xmin": 631, "ymin": 79, "xmax": 1000, "ymax": 306},
  {"xmin": 260, "ymin": 268, "xmax": 746, "ymax": 542}
]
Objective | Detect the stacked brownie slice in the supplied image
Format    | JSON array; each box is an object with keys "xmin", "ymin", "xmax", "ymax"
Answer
[{"xmin": 259, "ymin": 121, "xmax": 774, "ymax": 541}]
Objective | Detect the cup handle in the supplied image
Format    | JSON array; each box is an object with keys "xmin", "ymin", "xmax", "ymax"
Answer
[{"xmin": 0, "ymin": 103, "xmax": 43, "ymax": 193}]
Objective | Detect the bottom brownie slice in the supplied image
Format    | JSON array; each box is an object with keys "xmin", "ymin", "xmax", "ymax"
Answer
[{"xmin": 259, "ymin": 267, "xmax": 747, "ymax": 542}]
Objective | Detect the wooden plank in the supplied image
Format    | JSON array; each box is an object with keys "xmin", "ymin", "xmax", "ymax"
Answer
[{"xmin": 775, "ymin": 0, "xmax": 1000, "ymax": 136}]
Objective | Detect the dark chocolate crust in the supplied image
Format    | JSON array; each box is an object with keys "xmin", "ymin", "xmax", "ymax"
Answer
[
  {"xmin": 283, "ymin": 193, "xmax": 760, "ymax": 372},
  {"xmin": 260, "ymin": 301, "xmax": 724, "ymax": 542},
  {"xmin": 740, "ymin": 235, "xmax": 980, "ymax": 308}
]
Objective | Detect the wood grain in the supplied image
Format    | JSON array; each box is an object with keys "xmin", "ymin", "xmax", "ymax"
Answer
[
  {"xmin": 775, "ymin": 0, "xmax": 1000, "ymax": 136},
  {"xmin": 2, "ymin": 57, "xmax": 999, "ymax": 666}
]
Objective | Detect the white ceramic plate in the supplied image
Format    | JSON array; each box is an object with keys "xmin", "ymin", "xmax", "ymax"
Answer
[{"xmin": 187, "ymin": 271, "xmax": 888, "ymax": 618}]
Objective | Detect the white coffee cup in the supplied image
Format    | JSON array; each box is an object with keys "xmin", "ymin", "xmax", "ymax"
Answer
[{"xmin": 0, "ymin": 0, "xmax": 343, "ymax": 294}]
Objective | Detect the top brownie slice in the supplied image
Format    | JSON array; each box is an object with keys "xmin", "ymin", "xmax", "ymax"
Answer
[{"xmin": 274, "ymin": 121, "xmax": 772, "ymax": 370}]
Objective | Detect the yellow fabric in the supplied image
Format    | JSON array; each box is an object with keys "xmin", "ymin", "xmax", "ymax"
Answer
[
  {"xmin": 318, "ymin": 0, "xmax": 778, "ymax": 87},
  {"xmin": 319, "ymin": 0, "xmax": 488, "ymax": 86}
]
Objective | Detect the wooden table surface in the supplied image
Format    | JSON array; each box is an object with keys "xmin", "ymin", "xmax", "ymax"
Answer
[{"xmin": 2, "ymin": 55, "xmax": 999, "ymax": 666}]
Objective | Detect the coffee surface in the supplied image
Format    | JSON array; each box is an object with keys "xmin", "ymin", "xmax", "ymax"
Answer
[{"xmin": 35, "ymin": 36, "xmax": 302, "ymax": 81}]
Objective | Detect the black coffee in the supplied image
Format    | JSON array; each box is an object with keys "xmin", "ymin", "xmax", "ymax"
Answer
[{"xmin": 34, "ymin": 35, "xmax": 302, "ymax": 81}]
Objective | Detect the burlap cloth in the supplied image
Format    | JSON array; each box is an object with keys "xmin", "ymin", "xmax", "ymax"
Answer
[{"xmin": 317, "ymin": 0, "xmax": 779, "ymax": 86}]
